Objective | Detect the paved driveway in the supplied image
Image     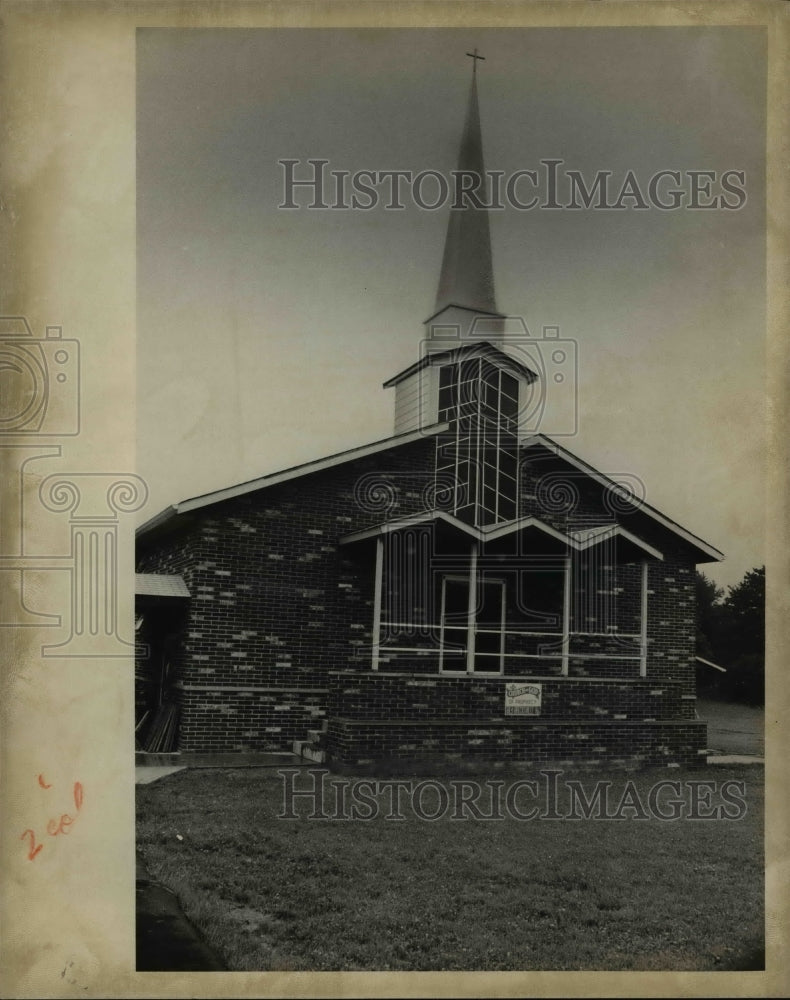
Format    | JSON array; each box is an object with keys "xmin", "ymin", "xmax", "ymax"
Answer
[{"xmin": 697, "ymin": 699, "xmax": 765, "ymax": 756}]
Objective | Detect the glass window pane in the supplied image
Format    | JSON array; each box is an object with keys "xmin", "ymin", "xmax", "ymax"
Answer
[
  {"xmin": 499, "ymin": 449, "xmax": 517, "ymax": 482},
  {"xmin": 500, "ymin": 392, "xmax": 518, "ymax": 422},
  {"xmin": 501, "ymin": 372, "xmax": 519, "ymax": 399},
  {"xmin": 439, "ymin": 364, "xmax": 457, "ymax": 390},
  {"xmin": 483, "ymin": 463, "xmax": 497, "ymax": 492},
  {"xmin": 480, "ymin": 358, "xmax": 498, "ymax": 382},
  {"xmin": 497, "ymin": 494, "xmax": 517, "ymax": 521},
  {"xmin": 497, "ymin": 475, "xmax": 518, "ymax": 509},
  {"xmin": 459, "ymin": 358, "xmax": 480, "ymax": 381},
  {"xmin": 444, "ymin": 578, "xmax": 468, "ymax": 618},
  {"xmin": 458, "ymin": 383, "xmax": 478, "ymax": 409},
  {"xmin": 455, "ymin": 501, "xmax": 476, "ymax": 523}
]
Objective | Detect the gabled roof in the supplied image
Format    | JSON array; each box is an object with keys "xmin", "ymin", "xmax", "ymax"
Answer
[
  {"xmin": 520, "ymin": 434, "xmax": 724, "ymax": 563},
  {"xmin": 339, "ymin": 509, "xmax": 664, "ymax": 562},
  {"xmin": 137, "ymin": 423, "xmax": 722, "ymax": 564},
  {"xmin": 137, "ymin": 422, "xmax": 449, "ymax": 539},
  {"xmin": 383, "ymin": 340, "xmax": 538, "ymax": 389}
]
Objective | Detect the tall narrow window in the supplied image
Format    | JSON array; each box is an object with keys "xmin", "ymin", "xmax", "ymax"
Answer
[
  {"xmin": 439, "ymin": 576, "xmax": 469, "ymax": 672},
  {"xmin": 439, "ymin": 574, "xmax": 505, "ymax": 674},
  {"xmin": 435, "ymin": 357, "xmax": 520, "ymax": 526}
]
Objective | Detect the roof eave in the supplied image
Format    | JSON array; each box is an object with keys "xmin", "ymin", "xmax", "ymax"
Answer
[
  {"xmin": 423, "ymin": 303, "xmax": 506, "ymax": 326},
  {"xmin": 138, "ymin": 424, "xmax": 450, "ymax": 530},
  {"xmin": 136, "ymin": 504, "xmax": 179, "ymax": 540},
  {"xmin": 520, "ymin": 434, "xmax": 725, "ymax": 563},
  {"xmin": 383, "ymin": 341, "xmax": 537, "ymax": 389},
  {"xmin": 340, "ymin": 511, "xmax": 665, "ymax": 561}
]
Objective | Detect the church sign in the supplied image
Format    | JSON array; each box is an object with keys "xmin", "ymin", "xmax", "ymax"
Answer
[{"xmin": 504, "ymin": 683, "xmax": 542, "ymax": 716}]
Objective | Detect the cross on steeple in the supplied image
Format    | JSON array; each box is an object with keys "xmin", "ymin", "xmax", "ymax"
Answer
[
  {"xmin": 466, "ymin": 48, "xmax": 485, "ymax": 73},
  {"xmin": 432, "ymin": 44, "xmax": 498, "ymax": 319}
]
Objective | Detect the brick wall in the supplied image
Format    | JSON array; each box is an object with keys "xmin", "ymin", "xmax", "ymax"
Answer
[
  {"xmin": 517, "ymin": 448, "xmax": 699, "ymax": 712},
  {"xmin": 136, "ymin": 434, "xmax": 704, "ymax": 755},
  {"xmin": 326, "ymin": 717, "xmax": 707, "ymax": 769},
  {"xmin": 327, "ymin": 671, "xmax": 685, "ymax": 720},
  {"xmin": 136, "ymin": 436, "xmax": 438, "ymax": 750},
  {"xmin": 176, "ymin": 686, "xmax": 327, "ymax": 752}
]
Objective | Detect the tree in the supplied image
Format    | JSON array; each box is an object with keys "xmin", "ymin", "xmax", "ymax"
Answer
[
  {"xmin": 719, "ymin": 566, "xmax": 765, "ymax": 705},
  {"xmin": 694, "ymin": 566, "xmax": 765, "ymax": 704},
  {"xmin": 695, "ymin": 571, "xmax": 724, "ymax": 662}
]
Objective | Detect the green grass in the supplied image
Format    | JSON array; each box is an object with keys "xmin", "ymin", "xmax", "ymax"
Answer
[{"xmin": 136, "ymin": 764, "xmax": 764, "ymax": 972}]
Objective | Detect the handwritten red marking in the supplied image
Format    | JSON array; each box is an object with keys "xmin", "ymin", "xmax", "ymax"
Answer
[
  {"xmin": 47, "ymin": 814, "xmax": 74, "ymax": 836},
  {"xmin": 22, "ymin": 778, "xmax": 84, "ymax": 860},
  {"xmin": 20, "ymin": 829, "xmax": 43, "ymax": 861}
]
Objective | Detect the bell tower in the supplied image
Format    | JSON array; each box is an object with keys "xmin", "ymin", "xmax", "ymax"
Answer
[
  {"xmin": 385, "ymin": 52, "xmax": 537, "ymax": 461},
  {"xmin": 384, "ymin": 52, "xmax": 538, "ymax": 526}
]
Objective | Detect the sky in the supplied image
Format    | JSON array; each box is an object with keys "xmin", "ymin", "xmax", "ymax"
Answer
[{"xmin": 136, "ymin": 27, "xmax": 766, "ymax": 589}]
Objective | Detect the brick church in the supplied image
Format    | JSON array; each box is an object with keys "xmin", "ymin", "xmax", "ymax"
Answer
[{"xmin": 135, "ymin": 59, "xmax": 723, "ymax": 768}]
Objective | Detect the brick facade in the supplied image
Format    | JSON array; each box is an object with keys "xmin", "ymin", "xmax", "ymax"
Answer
[
  {"xmin": 326, "ymin": 718, "xmax": 706, "ymax": 770},
  {"xmin": 136, "ymin": 430, "xmax": 706, "ymax": 767},
  {"xmin": 138, "ymin": 437, "xmax": 438, "ymax": 751}
]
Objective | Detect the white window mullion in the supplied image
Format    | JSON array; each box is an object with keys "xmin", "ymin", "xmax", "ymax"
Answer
[
  {"xmin": 371, "ymin": 536, "xmax": 384, "ymax": 671},
  {"xmin": 466, "ymin": 542, "xmax": 479, "ymax": 673},
  {"xmin": 499, "ymin": 579, "xmax": 506, "ymax": 672},
  {"xmin": 640, "ymin": 559, "xmax": 649, "ymax": 677},
  {"xmin": 561, "ymin": 555, "xmax": 571, "ymax": 676},
  {"xmin": 438, "ymin": 577, "xmax": 447, "ymax": 671},
  {"xmin": 453, "ymin": 364, "xmax": 460, "ymax": 514}
]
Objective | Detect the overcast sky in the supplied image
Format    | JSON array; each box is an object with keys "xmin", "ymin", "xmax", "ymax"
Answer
[{"xmin": 137, "ymin": 27, "xmax": 765, "ymax": 589}]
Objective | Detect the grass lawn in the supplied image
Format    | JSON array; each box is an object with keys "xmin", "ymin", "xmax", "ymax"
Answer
[{"xmin": 136, "ymin": 764, "xmax": 764, "ymax": 972}]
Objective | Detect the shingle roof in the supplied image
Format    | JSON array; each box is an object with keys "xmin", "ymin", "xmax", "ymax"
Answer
[
  {"xmin": 135, "ymin": 574, "xmax": 190, "ymax": 598},
  {"xmin": 136, "ymin": 423, "xmax": 449, "ymax": 539}
]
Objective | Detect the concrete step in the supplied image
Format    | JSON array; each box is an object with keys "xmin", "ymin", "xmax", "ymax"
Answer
[{"xmin": 292, "ymin": 739, "xmax": 327, "ymax": 763}]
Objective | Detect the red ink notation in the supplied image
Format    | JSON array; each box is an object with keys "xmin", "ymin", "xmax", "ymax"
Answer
[{"xmin": 21, "ymin": 778, "xmax": 84, "ymax": 861}]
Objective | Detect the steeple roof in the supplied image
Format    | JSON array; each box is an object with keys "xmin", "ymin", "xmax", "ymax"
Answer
[
  {"xmin": 434, "ymin": 58, "xmax": 499, "ymax": 317},
  {"xmin": 382, "ymin": 340, "xmax": 538, "ymax": 389}
]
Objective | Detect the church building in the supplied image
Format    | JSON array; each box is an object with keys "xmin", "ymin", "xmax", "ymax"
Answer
[{"xmin": 135, "ymin": 58, "xmax": 723, "ymax": 768}]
